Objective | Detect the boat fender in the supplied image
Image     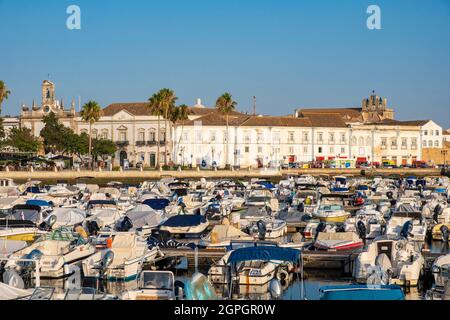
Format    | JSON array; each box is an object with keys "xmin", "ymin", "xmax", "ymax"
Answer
[
  {"xmin": 276, "ymin": 269, "xmax": 290, "ymax": 284},
  {"xmin": 269, "ymin": 278, "xmax": 282, "ymax": 299},
  {"xmin": 440, "ymin": 225, "xmax": 449, "ymax": 242},
  {"xmin": 2, "ymin": 270, "xmax": 25, "ymax": 289}
]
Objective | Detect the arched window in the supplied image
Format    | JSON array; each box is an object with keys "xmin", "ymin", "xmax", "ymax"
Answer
[
  {"xmin": 351, "ymin": 137, "xmax": 357, "ymax": 146},
  {"xmin": 358, "ymin": 137, "xmax": 364, "ymax": 146},
  {"xmin": 101, "ymin": 129, "xmax": 109, "ymax": 139}
]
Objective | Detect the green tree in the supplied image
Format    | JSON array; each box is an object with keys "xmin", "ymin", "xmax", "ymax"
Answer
[
  {"xmin": 215, "ymin": 93, "xmax": 237, "ymax": 168},
  {"xmin": 93, "ymin": 139, "xmax": 117, "ymax": 159},
  {"xmin": 40, "ymin": 112, "xmax": 66, "ymax": 153},
  {"xmin": 7, "ymin": 127, "xmax": 40, "ymax": 153},
  {"xmin": 0, "ymin": 81, "xmax": 11, "ymax": 115},
  {"xmin": 80, "ymin": 101, "xmax": 101, "ymax": 169}
]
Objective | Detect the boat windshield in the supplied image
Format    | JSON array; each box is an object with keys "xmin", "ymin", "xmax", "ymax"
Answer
[
  {"xmin": 319, "ymin": 205, "xmax": 343, "ymax": 211},
  {"xmin": 11, "ymin": 209, "xmax": 39, "ymax": 222},
  {"xmin": 140, "ymin": 272, "xmax": 174, "ymax": 290}
]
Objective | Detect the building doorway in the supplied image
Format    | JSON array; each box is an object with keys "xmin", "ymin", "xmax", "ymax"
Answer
[
  {"xmin": 149, "ymin": 153, "xmax": 156, "ymax": 168},
  {"xmin": 120, "ymin": 151, "xmax": 128, "ymax": 167}
]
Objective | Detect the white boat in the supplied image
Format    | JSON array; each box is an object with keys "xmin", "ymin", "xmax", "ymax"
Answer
[
  {"xmin": 313, "ymin": 204, "xmax": 349, "ymax": 223},
  {"xmin": 314, "ymin": 231, "xmax": 364, "ymax": 251},
  {"xmin": 354, "ymin": 236, "xmax": 424, "ymax": 287},
  {"xmin": 345, "ymin": 207, "xmax": 385, "ymax": 239},
  {"xmin": 4, "ymin": 229, "xmax": 96, "ymax": 278},
  {"xmin": 426, "ymin": 254, "xmax": 450, "ymax": 300},
  {"xmin": 245, "ymin": 189, "xmax": 279, "ymax": 212},
  {"xmin": 200, "ymin": 224, "xmax": 253, "ymax": 248},
  {"xmin": 386, "ymin": 207, "xmax": 427, "ymax": 242},
  {"xmin": 120, "ymin": 271, "xmax": 176, "ymax": 300},
  {"xmin": 159, "ymin": 215, "xmax": 209, "ymax": 237},
  {"xmin": 82, "ymin": 233, "xmax": 160, "ymax": 281}
]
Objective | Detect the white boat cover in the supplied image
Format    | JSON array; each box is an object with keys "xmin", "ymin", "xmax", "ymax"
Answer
[
  {"xmin": 0, "ymin": 282, "xmax": 32, "ymax": 300},
  {"xmin": 90, "ymin": 210, "xmax": 122, "ymax": 228},
  {"xmin": 112, "ymin": 233, "xmax": 137, "ymax": 249},
  {"xmin": 209, "ymin": 225, "xmax": 252, "ymax": 243},
  {"xmin": 48, "ymin": 208, "xmax": 86, "ymax": 228},
  {"xmin": 126, "ymin": 206, "xmax": 162, "ymax": 229}
]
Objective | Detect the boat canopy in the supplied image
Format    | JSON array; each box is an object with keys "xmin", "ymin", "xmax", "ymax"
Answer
[
  {"xmin": 227, "ymin": 246, "xmax": 301, "ymax": 264},
  {"xmin": 162, "ymin": 215, "xmax": 207, "ymax": 227},
  {"xmin": 255, "ymin": 181, "xmax": 275, "ymax": 189},
  {"xmin": 87, "ymin": 200, "xmax": 117, "ymax": 207},
  {"xmin": 143, "ymin": 198, "xmax": 170, "ymax": 210},
  {"xmin": 26, "ymin": 199, "xmax": 53, "ymax": 208}
]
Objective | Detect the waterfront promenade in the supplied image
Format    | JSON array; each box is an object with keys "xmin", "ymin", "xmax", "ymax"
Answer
[{"xmin": 0, "ymin": 168, "xmax": 442, "ymax": 182}]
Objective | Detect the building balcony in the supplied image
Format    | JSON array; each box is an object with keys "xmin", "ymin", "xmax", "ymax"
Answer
[
  {"xmin": 136, "ymin": 141, "xmax": 146, "ymax": 147},
  {"xmin": 146, "ymin": 140, "xmax": 166, "ymax": 146},
  {"xmin": 116, "ymin": 141, "xmax": 129, "ymax": 148}
]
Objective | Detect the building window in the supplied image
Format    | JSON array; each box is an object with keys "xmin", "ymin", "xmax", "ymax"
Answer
[
  {"xmin": 101, "ymin": 129, "xmax": 109, "ymax": 139},
  {"xmin": 119, "ymin": 131, "xmax": 127, "ymax": 142},
  {"xmin": 273, "ymin": 131, "xmax": 281, "ymax": 143},
  {"xmin": 424, "ymin": 131, "xmax": 428, "ymax": 136},
  {"xmin": 303, "ymin": 132, "xmax": 309, "ymax": 143},
  {"xmin": 351, "ymin": 137, "xmax": 357, "ymax": 146},
  {"xmin": 329, "ymin": 147, "xmax": 334, "ymax": 154},
  {"xmin": 329, "ymin": 133, "xmax": 335, "ymax": 144},
  {"xmin": 401, "ymin": 138, "xmax": 407, "ymax": 149},
  {"xmin": 288, "ymin": 131, "xmax": 295, "ymax": 143},
  {"xmin": 423, "ymin": 140, "xmax": 427, "ymax": 147},
  {"xmin": 435, "ymin": 140, "xmax": 439, "ymax": 147},
  {"xmin": 149, "ymin": 130, "xmax": 156, "ymax": 142},
  {"xmin": 340, "ymin": 133, "xmax": 346, "ymax": 144},
  {"xmin": 245, "ymin": 146, "xmax": 250, "ymax": 153},
  {"xmin": 429, "ymin": 140, "xmax": 433, "ymax": 147},
  {"xmin": 317, "ymin": 132, "xmax": 323, "ymax": 143},
  {"xmin": 318, "ymin": 147, "xmax": 323, "ymax": 154},
  {"xmin": 195, "ymin": 131, "xmax": 202, "ymax": 143},
  {"xmin": 138, "ymin": 131, "xmax": 145, "ymax": 142},
  {"xmin": 391, "ymin": 138, "xmax": 398, "ymax": 150},
  {"xmin": 381, "ymin": 138, "xmax": 387, "ymax": 149},
  {"xmin": 303, "ymin": 146, "xmax": 308, "ymax": 153},
  {"xmin": 258, "ymin": 146, "xmax": 263, "ymax": 153},
  {"xmin": 210, "ymin": 131, "xmax": 217, "ymax": 143},
  {"xmin": 341, "ymin": 147, "xmax": 346, "ymax": 154},
  {"xmin": 257, "ymin": 132, "xmax": 264, "ymax": 143},
  {"xmin": 289, "ymin": 146, "xmax": 294, "ymax": 154},
  {"xmin": 436, "ymin": 130, "xmax": 440, "ymax": 136}
]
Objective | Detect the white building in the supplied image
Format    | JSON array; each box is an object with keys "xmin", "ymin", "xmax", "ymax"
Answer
[{"xmin": 17, "ymin": 81, "xmax": 444, "ymax": 168}]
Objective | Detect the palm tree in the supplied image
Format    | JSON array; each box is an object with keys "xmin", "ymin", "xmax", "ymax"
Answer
[
  {"xmin": 215, "ymin": 93, "xmax": 237, "ymax": 169},
  {"xmin": 80, "ymin": 101, "xmax": 101, "ymax": 169},
  {"xmin": 158, "ymin": 89, "xmax": 178, "ymax": 166},
  {"xmin": 147, "ymin": 93, "xmax": 164, "ymax": 169},
  {"xmin": 0, "ymin": 81, "xmax": 11, "ymax": 116}
]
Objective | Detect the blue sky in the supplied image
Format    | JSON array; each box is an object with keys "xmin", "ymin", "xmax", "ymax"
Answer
[{"xmin": 1, "ymin": 0, "xmax": 450, "ymax": 126}]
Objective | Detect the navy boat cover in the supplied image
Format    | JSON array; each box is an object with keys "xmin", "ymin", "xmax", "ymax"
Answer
[
  {"xmin": 162, "ymin": 215, "xmax": 206, "ymax": 227},
  {"xmin": 143, "ymin": 198, "xmax": 170, "ymax": 210},
  {"xmin": 227, "ymin": 246, "xmax": 301, "ymax": 264}
]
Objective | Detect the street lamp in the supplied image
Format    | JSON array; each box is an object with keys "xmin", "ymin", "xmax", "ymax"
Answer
[{"xmin": 441, "ymin": 150, "xmax": 448, "ymax": 169}]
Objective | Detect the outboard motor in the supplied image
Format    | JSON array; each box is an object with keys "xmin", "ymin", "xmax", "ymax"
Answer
[
  {"xmin": 100, "ymin": 250, "xmax": 115, "ymax": 276},
  {"xmin": 257, "ymin": 220, "xmax": 267, "ymax": 240},
  {"xmin": 38, "ymin": 215, "xmax": 57, "ymax": 231},
  {"xmin": 433, "ymin": 205, "xmax": 443, "ymax": 223},
  {"xmin": 86, "ymin": 220, "xmax": 100, "ymax": 236},
  {"xmin": 297, "ymin": 202, "xmax": 305, "ymax": 213},
  {"xmin": 356, "ymin": 220, "xmax": 367, "ymax": 244},
  {"xmin": 386, "ymin": 191, "xmax": 394, "ymax": 200},
  {"xmin": 400, "ymin": 221, "xmax": 414, "ymax": 239},
  {"xmin": 117, "ymin": 216, "xmax": 133, "ymax": 232},
  {"xmin": 314, "ymin": 222, "xmax": 327, "ymax": 242},
  {"xmin": 205, "ymin": 202, "xmax": 222, "ymax": 221}
]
